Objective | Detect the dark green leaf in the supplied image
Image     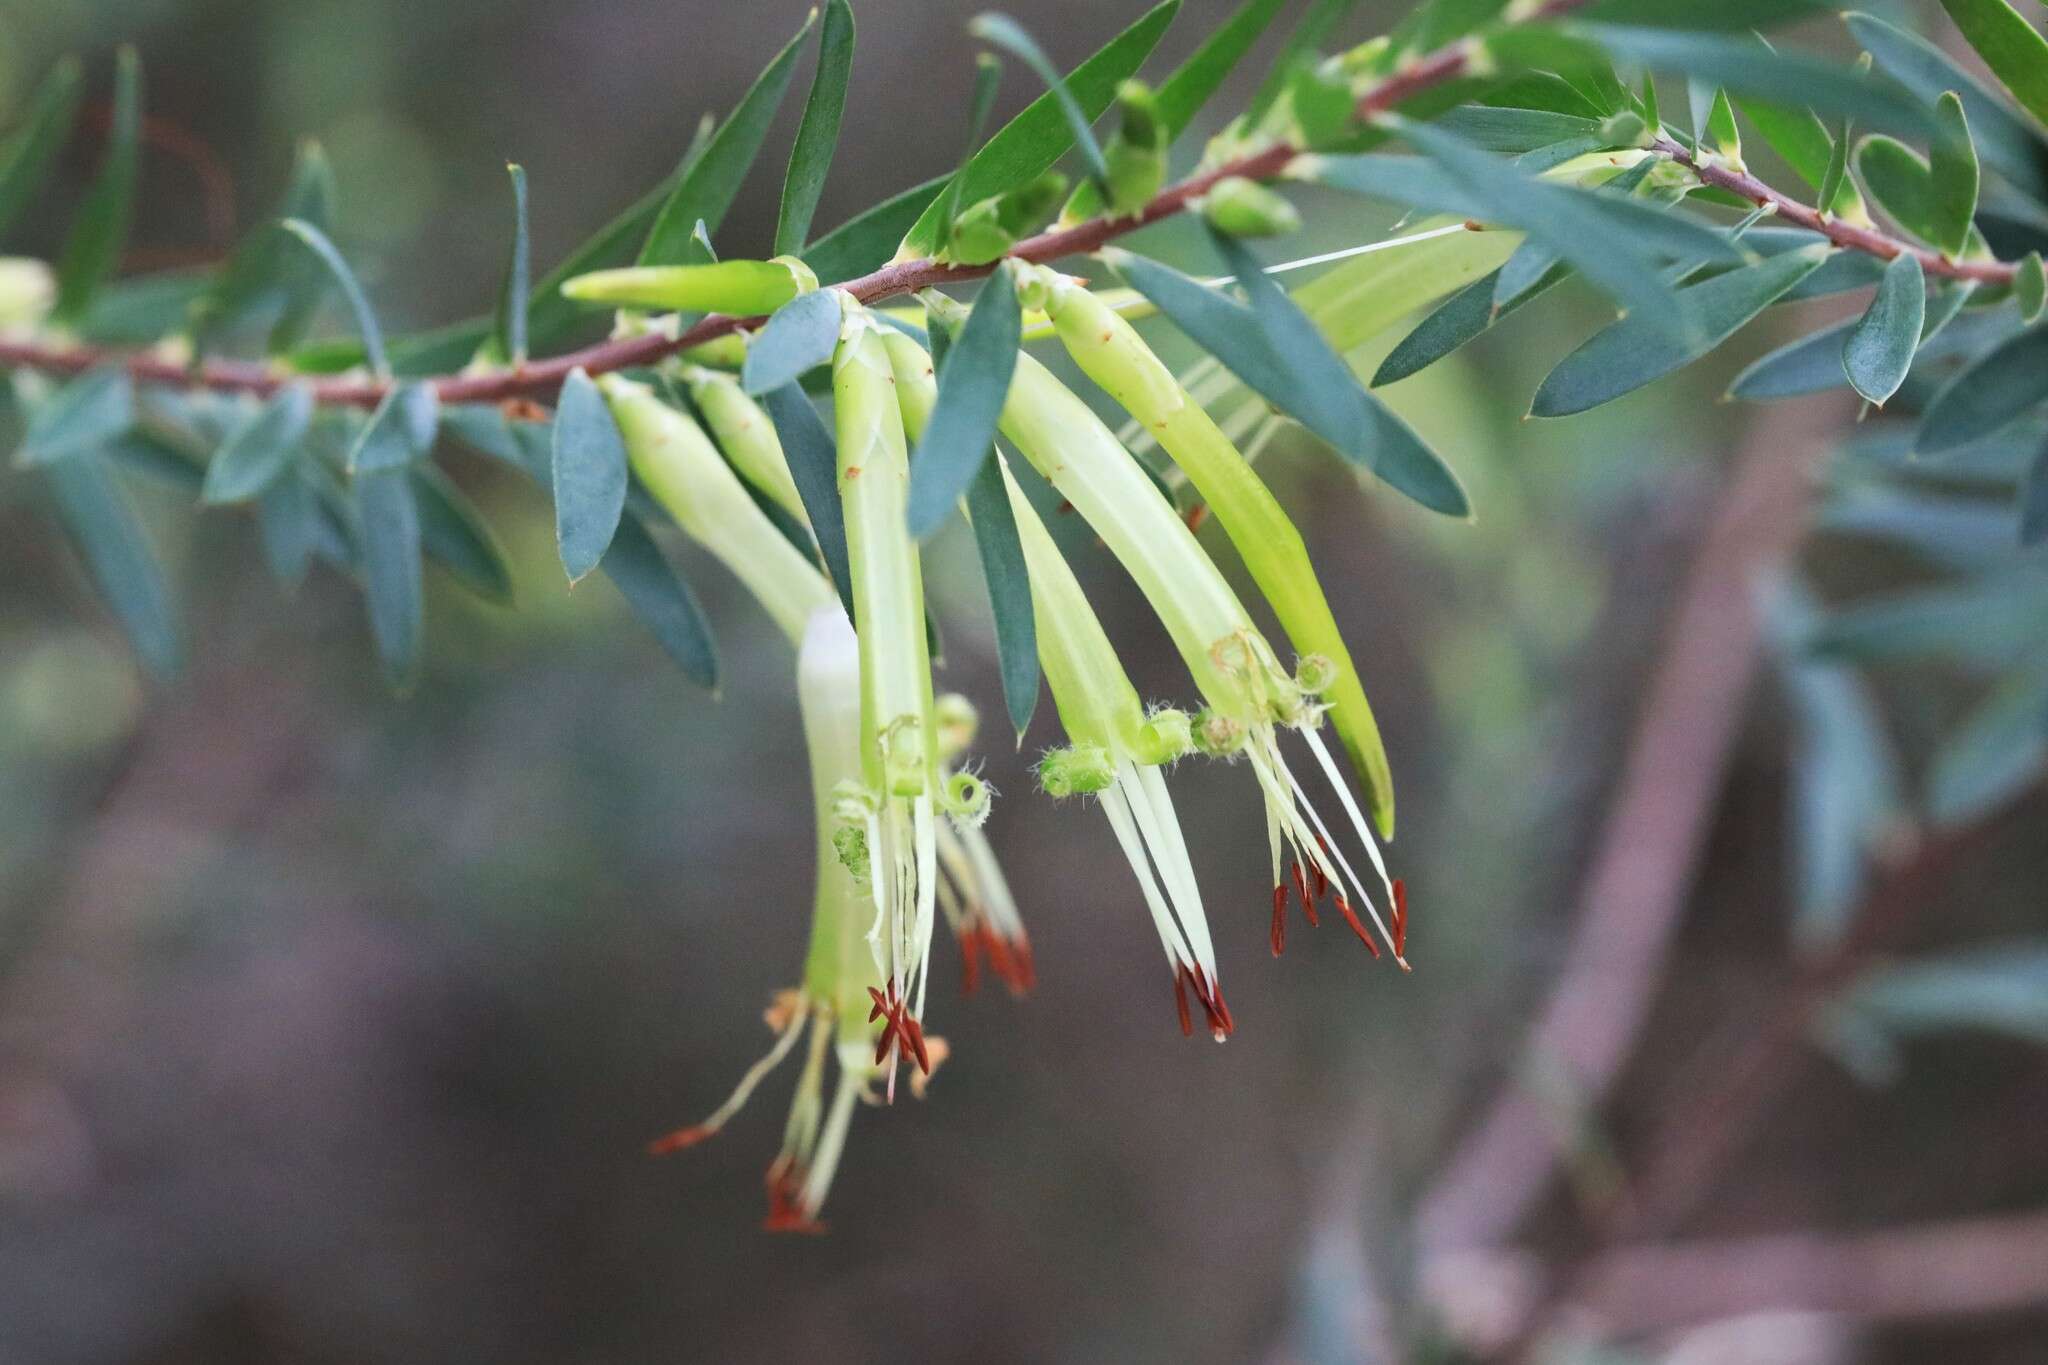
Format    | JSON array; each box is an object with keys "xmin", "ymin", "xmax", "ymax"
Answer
[
  {"xmin": 257, "ymin": 468, "xmax": 321, "ymax": 588},
  {"xmin": 347, "ymin": 382, "xmax": 440, "ymax": 474},
  {"xmin": 640, "ymin": 15, "xmax": 814, "ymax": 265},
  {"xmin": 740, "ymin": 289, "xmax": 844, "ymax": 395},
  {"xmin": 200, "ymin": 383, "xmax": 314, "ymax": 504},
  {"xmin": 971, "ymin": 14, "xmax": 1110, "ymax": 189},
  {"xmin": 551, "ymin": 368, "xmax": 629, "ymax": 583},
  {"xmin": 281, "ymin": 218, "xmax": 388, "ymax": 376},
  {"xmin": 54, "ymin": 47, "xmax": 140, "ymax": 321},
  {"xmin": 1433, "ymin": 106, "xmax": 1602, "ymax": 153},
  {"xmin": 1246, "ymin": 0, "xmax": 1353, "ymax": 125},
  {"xmin": 968, "ymin": 454, "xmax": 1039, "ymax": 740},
  {"xmin": 1929, "ymin": 93, "xmax": 1980, "ymax": 260},
  {"xmin": 908, "ymin": 263, "xmax": 1021, "ymax": 538},
  {"xmin": 1844, "ymin": 251, "xmax": 1926, "ymax": 406},
  {"xmin": 1531, "ymin": 244, "xmax": 1828, "ymax": 416},
  {"xmin": 761, "ymin": 383, "xmax": 856, "ymax": 622},
  {"xmin": 1938, "ymin": 0, "xmax": 2048, "ymax": 127},
  {"xmin": 802, "ymin": 176, "xmax": 946, "ymax": 283},
  {"xmin": 1918, "ymin": 321, "xmax": 2048, "ymax": 454},
  {"xmin": 16, "ymin": 365, "xmax": 133, "ymax": 466},
  {"xmin": 775, "ymin": 0, "xmax": 855, "ymax": 256},
  {"xmin": 1580, "ymin": 0, "xmax": 1823, "ymax": 24},
  {"xmin": 898, "ymin": 0, "xmax": 1179, "ymax": 258},
  {"xmin": 79, "ymin": 267, "xmax": 211, "ymax": 345},
  {"xmin": 603, "ymin": 508, "xmax": 719, "ymax": 689},
  {"xmin": 1153, "ymin": 0, "xmax": 1286, "ymax": 137},
  {"xmin": 495, "ymin": 163, "xmax": 532, "ymax": 363},
  {"xmin": 1856, "ymin": 136, "xmax": 1948, "ymax": 246},
  {"xmin": 195, "ymin": 140, "xmax": 337, "ymax": 352},
  {"xmin": 354, "ymin": 465, "xmax": 424, "ymax": 688},
  {"xmin": 932, "ymin": 56, "xmax": 1005, "ymax": 260},
  {"xmin": 1374, "ymin": 260, "xmax": 1567, "ymax": 386},
  {"xmin": 0, "ymin": 58, "xmax": 83, "ymax": 242},
  {"xmin": 414, "ymin": 464, "xmax": 514, "ymax": 605},
  {"xmin": 43, "ymin": 453, "xmax": 181, "ymax": 678}
]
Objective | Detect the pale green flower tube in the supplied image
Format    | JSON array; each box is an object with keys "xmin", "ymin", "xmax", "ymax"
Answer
[
  {"xmin": 600, "ymin": 375, "xmax": 833, "ymax": 645},
  {"xmin": 563, "ymin": 254, "xmax": 818, "ymax": 314},
  {"xmin": 681, "ymin": 364, "xmax": 807, "ymax": 524}
]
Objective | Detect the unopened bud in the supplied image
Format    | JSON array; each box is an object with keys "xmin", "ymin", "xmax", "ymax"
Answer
[
  {"xmin": 946, "ymin": 199, "xmax": 1016, "ymax": 266},
  {"xmin": 562, "ymin": 255, "xmax": 818, "ymax": 315},
  {"xmin": 1201, "ymin": 177, "xmax": 1303, "ymax": 238}
]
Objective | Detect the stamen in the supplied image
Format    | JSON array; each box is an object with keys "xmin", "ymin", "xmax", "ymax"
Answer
[
  {"xmin": 1271, "ymin": 882, "xmax": 1288, "ymax": 956},
  {"xmin": 1334, "ymin": 894, "xmax": 1382, "ymax": 960},
  {"xmin": 959, "ymin": 928, "xmax": 983, "ymax": 996},
  {"xmin": 1173, "ymin": 967, "xmax": 1193, "ymax": 1037},
  {"xmin": 647, "ymin": 1001, "xmax": 808, "ymax": 1157},
  {"xmin": 1292, "ymin": 861, "xmax": 1319, "ymax": 927},
  {"xmin": 1393, "ymin": 878, "xmax": 1409, "ymax": 959},
  {"xmin": 1311, "ymin": 836, "xmax": 1333, "ymax": 900}
]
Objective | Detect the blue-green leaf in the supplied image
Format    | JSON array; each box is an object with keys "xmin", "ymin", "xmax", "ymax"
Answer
[
  {"xmin": 1810, "ymin": 570, "xmax": 2048, "ymax": 667},
  {"xmin": 0, "ymin": 57, "xmax": 83, "ymax": 242},
  {"xmin": 761, "ymin": 383, "xmax": 856, "ymax": 622},
  {"xmin": 775, "ymin": 0, "xmax": 855, "ymax": 257},
  {"xmin": 1928, "ymin": 92, "xmax": 1980, "ymax": 261},
  {"xmin": 200, "ymin": 383, "xmax": 315, "ymax": 504},
  {"xmin": 740, "ymin": 288, "xmax": 844, "ymax": 395},
  {"xmin": 54, "ymin": 48, "xmax": 139, "ymax": 322},
  {"xmin": 257, "ymin": 468, "xmax": 322, "ymax": 588},
  {"xmin": 1822, "ymin": 943, "xmax": 2048, "ymax": 1084},
  {"xmin": 1375, "ymin": 259, "xmax": 1568, "ymax": 387},
  {"xmin": 280, "ymin": 218, "xmax": 388, "ymax": 376},
  {"xmin": 908, "ymin": 262, "xmax": 1021, "ymax": 538},
  {"xmin": 640, "ymin": 17, "xmax": 814, "ymax": 265},
  {"xmin": 354, "ymin": 465, "xmax": 424, "ymax": 688},
  {"xmin": 551, "ymin": 368, "xmax": 629, "ymax": 583},
  {"xmin": 1531, "ymin": 244, "xmax": 1828, "ymax": 417},
  {"xmin": 1929, "ymin": 674, "xmax": 2048, "ymax": 825},
  {"xmin": 1918, "ymin": 322, "xmax": 2048, "ymax": 454},
  {"xmin": 347, "ymin": 382, "xmax": 440, "ymax": 474},
  {"xmin": 968, "ymin": 453, "xmax": 1039, "ymax": 742},
  {"xmin": 495, "ymin": 163, "xmax": 532, "ymax": 364},
  {"xmin": 970, "ymin": 14, "xmax": 1111, "ymax": 189},
  {"xmin": 43, "ymin": 453, "xmax": 182, "ymax": 679},
  {"xmin": 414, "ymin": 464, "xmax": 514, "ymax": 606},
  {"xmin": 2024, "ymin": 443, "xmax": 2048, "ymax": 546},
  {"xmin": 1843, "ymin": 252, "xmax": 1926, "ymax": 407},
  {"xmin": 1435, "ymin": 106, "xmax": 1603, "ymax": 153},
  {"xmin": 194, "ymin": 140, "xmax": 340, "ymax": 354},
  {"xmin": 603, "ymin": 507, "xmax": 719, "ymax": 689},
  {"xmin": 16, "ymin": 366, "xmax": 134, "ymax": 466},
  {"xmin": 1728, "ymin": 317, "xmax": 1859, "ymax": 400}
]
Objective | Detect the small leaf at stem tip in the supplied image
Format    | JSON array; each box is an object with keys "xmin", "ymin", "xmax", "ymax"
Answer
[
  {"xmin": 775, "ymin": 0, "xmax": 855, "ymax": 257},
  {"xmin": 551, "ymin": 368, "xmax": 630, "ymax": 584},
  {"xmin": 281, "ymin": 218, "xmax": 389, "ymax": 377},
  {"xmin": 1927, "ymin": 91, "xmax": 1979, "ymax": 260},
  {"xmin": 201, "ymin": 382, "xmax": 316, "ymax": 504},
  {"xmin": 1842, "ymin": 251, "xmax": 1925, "ymax": 407},
  {"xmin": 54, "ymin": 46, "xmax": 139, "ymax": 322},
  {"xmin": 347, "ymin": 382, "xmax": 441, "ymax": 474},
  {"xmin": 907, "ymin": 264, "xmax": 1021, "ymax": 538},
  {"xmin": 969, "ymin": 13, "xmax": 1110, "ymax": 188},
  {"xmin": 16, "ymin": 365, "xmax": 134, "ymax": 467},
  {"xmin": 741, "ymin": 287, "xmax": 844, "ymax": 395},
  {"xmin": 495, "ymin": 163, "xmax": 532, "ymax": 364}
]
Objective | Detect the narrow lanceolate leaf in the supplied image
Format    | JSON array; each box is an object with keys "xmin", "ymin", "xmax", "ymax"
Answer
[
  {"xmin": 1930, "ymin": 674, "xmax": 2048, "ymax": 826},
  {"xmin": 602, "ymin": 510, "xmax": 719, "ymax": 689},
  {"xmin": 775, "ymin": 0, "xmax": 854, "ymax": 256},
  {"xmin": 414, "ymin": 464, "xmax": 514, "ymax": 605},
  {"xmin": 551, "ymin": 368, "xmax": 630, "ymax": 583},
  {"xmin": 44, "ymin": 454, "xmax": 182, "ymax": 679},
  {"xmin": 970, "ymin": 14, "xmax": 1111, "ymax": 189},
  {"xmin": 932, "ymin": 55, "xmax": 1006, "ymax": 260},
  {"xmin": 966, "ymin": 455, "xmax": 1039, "ymax": 740},
  {"xmin": 1728, "ymin": 317, "xmax": 1859, "ymax": 400},
  {"xmin": 1928, "ymin": 93, "xmax": 1979, "ymax": 260},
  {"xmin": 1704, "ymin": 87, "xmax": 1741, "ymax": 159},
  {"xmin": 908, "ymin": 263, "xmax": 1022, "ymax": 538},
  {"xmin": 761, "ymin": 383, "xmax": 856, "ymax": 622},
  {"xmin": 740, "ymin": 288, "xmax": 843, "ymax": 395},
  {"xmin": 257, "ymin": 469, "xmax": 321, "ymax": 588},
  {"xmin": 55, "ymin": 47, "xmax": 140, "ymax": 321},
  {"xmin": 0, "ymin": 57, "xmax": 83, "ymax": 242},
  {"xmin": 201, "ymin": 383, "xmax": 315, "ymax": 504},
  {"xmin": 1247, "ymin": 0, "xmax": 1353, "ymax": 124},
  {"xmin": 347, "ymin": 382, "xmax": 440, "ymax": 474},
  {"xmin": 1532, "ymin": 244, "xmax": 1828, "ymax": 417},
  {"xmin": 2018, "ymin": 253, "xmax": 2046, "ymax": 323},
  {"xmin": 197, "ymin": 140, "xmax": 338, "ymax": 353},
  {"xmin": 1846, "ymin": 12, "xmax": 2048, "ymax": 203},
  {"xmin": 281, "ymin": 219, "xmax": 388, "ymax": 376},
  {"xmin": 1918, "ymin": 323, "xmax": 2048, "ymax": 454},
  {"xmin": 1152, "ymin": 0, "xmax": 1286, "ymax": 136},
  {"xmin": 1817, "ymin": 112, "xmax": 1852, "ymax": 222},
  {"xmin": 1843, "ymin": 252, "xmax": 1926, "ymax": 406},
  {"xmin": 1937, "ymin": 0, "xmax": 2048, "ymax": 127},
  {"xmin": 495, "ymin": 163, "xmax": 532, "ymax": 364},
  {"xmin": 640, "ymin": 16, "xmax": 814, "ymax": 265},
  {"xmin": 1732, "ymin": 94, "xmax": 1865, "ymax": 220},
  {"xmin": 355, "ymin": 466, "xmax": 424, "ymax": 689},
  {"xmin": 16, "ymin": 366, "xmax": 133, "ymax": 466},
  {"xmin": 801, "ymin": 176, "xmax": 945, "ymax": 283},
  {"xmin": 897, "ymin": 0, "xmax": 1179, "ymax": 258},
  {"xmin": 1375, "ymin": 263, "xmax": 1556, "ymax": 385}
]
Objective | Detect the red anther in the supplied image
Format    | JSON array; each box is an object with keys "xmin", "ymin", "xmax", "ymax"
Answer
[
  {"xmin": 867, "ymin": 985, "xmax": 890, "ymax": 1023},
  {"xmin": 960, "ymin": 929, "xmax": 983, "ymax": 997},
  {"xmin": 902, "ymin": 1014, "xmax": 933, "ymax": 1075},
  {"xmin": 1172, "ymin": 967, "xmax": 1194, "ymax": 1038},
  {"xmin": 1012, "ymin": 935, "xmax": 1038, "ymax": 993},
  {"xmin": 1392, "ymin": 878, "xmax": 1409, "ymax": 958},
  {"xmin": 1055, "ymin": 499, "xmax": 1075, "ymax": 516},
  {"xmin": 1187, "ymin": 964, "xmax": 1232, "ymax": 1035},
  {"xmin": 1185, "ymin": 503, "xmax": 1210, "ymax": 532},
  {"xmin": 874, "ymin": 1026, "xmax": 897, "ymax": 1068},
  {"xmin": 647, "ymin": 1124, "xmax": 714, "ymax": 1156},
  {"xmin": 1334, "ymin": 894, "xmax": 1381, "ymax": 959},
  {"xmin": 1271, "ymin": 882, "xmax": 1289, "ymax": 957},
  {"xmin": 985, "ymin": 928, "xmax": 1026, "ymax": 996},
  {"xmin": 1310, "ymin": 838, "xmax": 1332, "ymax": 900},
  {"xmin": 762, "ymin": 1169, "xmax": 828, "ymax": 1234}
]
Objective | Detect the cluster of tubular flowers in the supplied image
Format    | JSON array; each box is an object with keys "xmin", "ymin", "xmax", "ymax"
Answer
[{"xmin": 583, "ymin": 259, "xmax": 1408, "ymax": 1230}]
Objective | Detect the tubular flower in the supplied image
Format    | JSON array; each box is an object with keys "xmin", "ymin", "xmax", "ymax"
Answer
[
  {"xmin": 923, "ymin": 289, "xmax": 1409, "ymax": 970},
  {"xmin": 933, "ymin": 693, "xmax": 1035, "ymax": 996},
  {"xmin": 880, "ymin": 328, "xmax": 1230, "ymax": 1034},
  {"xmin": 678, "ymin": 364, "xmax": 808, "ymax": 525}
]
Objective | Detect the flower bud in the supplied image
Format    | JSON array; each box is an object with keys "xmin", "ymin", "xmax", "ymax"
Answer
[
  {"xmin": 1103, "ymin": 81, "xmax": 1168, "ymax": 214},
  {"xmin": 0, "ymin": 258, "xmax": 56, "ymax": 331},
  {"xmin": 683, "ymin": 365, "xmax": 807, "ymax": 523},
  {"xmin": 1200, "ymin": 177, "xmax": 1303, "ymax": 238},
  {"xmin": 946, "ymin": 199, "xmax": 1016, "ymax": 266},
  {"xmin": 563, "ymin": 255, "xmax": 818, "ymax": 315}
]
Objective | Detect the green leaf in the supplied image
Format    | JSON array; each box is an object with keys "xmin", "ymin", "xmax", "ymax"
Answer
[
  {"xmin": 1855, "ymin": 135, "xmax": 1946, "ymax": 246},
  {"xmin": 257, "ymin": 468, "xmax": 322, "ymax": 588},
  {"xmin": 1152, "ymin": 0, "xmax": 1286, "ymax": 137},
  {"xmin": 1246, "ymin": 0, "xmax": 1353, "ymax": 125},
  {"xmin": 1937, "ymin": 0, "xmax": 2048, "ymax": 127},
  {"xmin": 0, "ymin": 57, "xmax": 83, "ymax": 242},
  {"xmin": 347, "ymin": 382, "xmax": 440, "ymax": 474},
  {"xmin": 354, "ymin": 465, "xmax": 424, "ymax": 689},
  {"xmin": 601, "ymin": 508, "xmax": 718, "ymax": 689},
  {"xmin": 1843, "ymin": 252, "xmax": 1926, "ymax": 406},
  {"xmin": 1704, "ymin": 87, "xmax": 1740, "ymax": 159},
  {"xmin": 931, "ymin": 55, "xmax": 1006, "ymax": 260},
  {"xmin": 1434, "ymin": 106, "xmax": 1602, "ymax": 153},
  {"xmin": 1823, "ymin": 943, "xmax": 2048, "ymax": 1084},
  {"xmin": 54, "ymin": 47, "xmax": 140, "ymax": 322},
  {"xmin": 1728, "ymin": 317, "xmax": 1859, "ymax": 400},
  {"xmin": 1375, "ymin": 260, "xmax": 1566, "ymax": 386},
  {"xmin": 898, "ymin": 0, "xmax": 1179, "ymax": 259},
  {"xmin": 801, "ymin": 175, "xmax": 945, "ymax": 283},
  {"xmin": 1928, "ymin": 93, "xmax": 1980, "ymax": 259},
  {"xmin": 43, "ymin": 453, "xmax": 182, "ymax": 679},
  {"xmin": 414, "ymin": 464, "xmax": 514, "ymax": 606},
  {"xmin": 79, "ymin": 267, "xmax": 211, "ymax": 345},
  {"xmin": 740, "ymin": 288, "xmax": 844, "ymax": 395},
  {"xmin": 1580, "ymin": 0, "xmax": 1824, "ymax": 24},
  {"xmin": 280, "ymin": 218, "xmax": 388, "ymax": 376},
  {"xmin": 1918, "ymin": 321, "xmax": 2048, "ymax": 454},
  {"xmin": 16, "ymin": 365, "xmax": 133, "ymax": 466},
  {"xmin": 639, "ymin": 15, "xmax": 815, "ymax": 265},
  {"xmin": 1930, "ymin": 674, "xmax": 2048, "ymax": 825},
  {"xmin": 196, "ymin": 141, "xmax": 338, "ymax": 353},
  {"xmin": 494, "ymin": 164, "xmax": 532, "ymax": 363},
  {"xmin": 1845, "ymin": 11, "xmax": 2048, "ymax": 203},
  {"xmin": 2018, "ymin": 252, "xmax": 2045, "ymax": 323},
  {"xmin": 1732, "ymin": 95, "xmax": 1864, "ymax": 220},
  {"xmin": 1531, "ymin": 244, "xmax": 1828, "ymax": 417},
  {"xmin": 908, "ymin": 262, "xmax": 1021, "ymax": 538},
  {"xmin": 551, "ymin": 368, "xmax": 629, "ymax": 583},
  {"xmin": 761, "ymin": 383, "xmax": 856, "ymax": 623},
  {"xmin": 967, "ymin": 453, "xmax": 1039, "ymax": 741},
  {"xmin": 971, "ymin": 14, "xmax": 1110, "ymax": 190},
  {"xmin": 774, "ymin": 0, "xmax": 855, "ymax": 256},
  {"xmin": 1810, "ymin": 570, "xmax": 2048, "ymax": 666},
  {"xmin": 200, "ymin": 383, "xmax": 314, "ymax": 504}
]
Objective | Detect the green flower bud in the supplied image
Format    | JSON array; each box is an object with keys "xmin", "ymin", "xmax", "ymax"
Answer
[
  {"xmin": 562, "ymin": 255, "xmax": 818, "ymax": 315},
  {"xmin": 946, "ymin": 199, "xmax": 1016, "ymax": 266},
  {"xmin": 683, "ymin": 365, "xmax": 807, "ymax": 523},
  {"xmin": 997, "ymin": 170, "xmax": 1070, "ymax": 237},
  {"xmin": 1599, "ymin": 110, "xmax": 1648, "ymax": 149},
  {"xmin": 1332, "ymin": 35, "xmax": 1392, "ymax": 80},
  {"xmin": 0, "ymin": 258, "xmax": 56, "ymax": 330},
  {"xmin": 1037, "ymin": 743, "xmax": 1116, "ymax": 798},
  {"xmin": 1103, "ymin": 81, "xmax": 1168, "ymax": 215},
  {"xmin": 1200, "ymin": 177, "xmax": 1303, "ymax": 238}
]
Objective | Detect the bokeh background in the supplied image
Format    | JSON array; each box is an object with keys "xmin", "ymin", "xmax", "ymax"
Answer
[{"xmin": 2, "ymin": 1, "xmax": 2045, "ymax": 1361}]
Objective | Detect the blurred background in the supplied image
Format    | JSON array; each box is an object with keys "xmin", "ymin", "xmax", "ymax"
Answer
[{"xmin": 1, "ymin": 1, "xmax": 2045, "ymax": 1361}]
